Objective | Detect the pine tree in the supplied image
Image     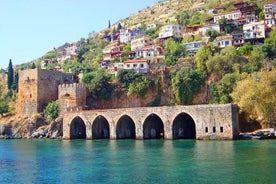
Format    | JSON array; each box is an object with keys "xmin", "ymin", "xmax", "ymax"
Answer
[{"xmin": 7, "ymin": 59, "xmax": 14, "ymax": 90}]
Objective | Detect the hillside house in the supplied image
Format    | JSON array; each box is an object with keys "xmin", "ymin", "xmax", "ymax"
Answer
[
  {"xmin": 233, "ymin": 2, "xmax": 257, "ymax": 15},
  {"xmin": 128, "ymin": 45, "xmax": 165, "ymax": 63},
  {"xmin": 102, "ymin": 42, "xmax": 125, "ymax": 62},
  {"xmin": 264, "ymin": 2, "xmax": 276, "ymax": 27},
  {"xmin": 183, "ymin": 25, "xmax": 201, "ymax": 37},
  {"xmin": 213, "ymin": 10, "xmax": 242, "ymax": 23},
  {"xmin": 243, "ymin": 21, "xmax": 266, "ymax": 41},
  {"xmin": 214, "ymin": 35, "xmax": 233, "ymax": 48},
  {"xmin": 124, "ymin": 59, "xmax": 150, "ymax": 74},
  {"xmin": 183, "ymin": 41, "xmax": 205, "ymax": 56},
  {"xmin": 159, "ymin": 25, "xmax": 183, "ymax": 42},
  {"xmin": 235, "ymin": 15, "xmax": 258, "ymax": 26},
  {"xmin": 40, "ymin": 59, "xmax": 57, "ymax": 69},
  {"xmin": 231, "ymin": 31, "xmax": 244, "ymax": 46},
  {"xmin": 120, "ymin": 28, "xmax": 144, "ymax": 43},
  {"xmin": 131, "ymin": 36, "xmax": 153, "ymax": 51},
  {"xmin": 199, "ymin": 24, "xmax": 220, "ymax": 35}
]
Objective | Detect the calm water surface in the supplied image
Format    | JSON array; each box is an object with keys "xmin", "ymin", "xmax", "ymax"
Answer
[{"xmin": 0, "ymin": 139, "xmax": 276, "ymax": 184}]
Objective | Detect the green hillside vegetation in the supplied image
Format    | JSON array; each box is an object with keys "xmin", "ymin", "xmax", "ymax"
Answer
[{"xmin": 2, "ymin": 0, "xmax": 276, "ymax": 129}]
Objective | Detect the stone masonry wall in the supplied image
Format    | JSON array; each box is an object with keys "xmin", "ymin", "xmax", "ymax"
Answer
[
  {"xmin": 63, "ymin": 104, "xmax": 239, "ymax": 140},
  {"xmin": 58, "ymin": 83, "xmax": 88, "ymax": 113},
  {"xmin": 18, "ymin": 68, "xmax": 75, "ymax": 115}
]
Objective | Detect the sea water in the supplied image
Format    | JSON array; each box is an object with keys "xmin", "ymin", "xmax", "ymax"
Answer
[{"xmin": 0, "ymin": 139, "xmax": 276, "ymax": 184}]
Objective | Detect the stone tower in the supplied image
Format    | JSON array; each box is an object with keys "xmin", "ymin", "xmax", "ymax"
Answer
[
  {"xmin": 18, "ymin": 68, "xmax": 76, "ymax": 115},
  {"xmin": 58, "ymin": 83, "xmax": 88, "ymax": 113}
]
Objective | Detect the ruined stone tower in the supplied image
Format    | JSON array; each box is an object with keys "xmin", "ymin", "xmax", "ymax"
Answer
[
  {"xmin": 18, "ymin": 68, "xmax": 76, "ymax": 115},
  {"xmin": 58, "ymin": 83, "xmax": 88, "ymax": 113}
]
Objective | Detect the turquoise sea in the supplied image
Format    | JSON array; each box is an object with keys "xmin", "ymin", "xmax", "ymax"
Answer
[{"xmin": 0, "ymin": 139, "xmax": 276, "ymax": 184}]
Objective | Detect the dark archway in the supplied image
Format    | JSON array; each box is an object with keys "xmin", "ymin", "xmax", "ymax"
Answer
[
  {"xmin": 143, "ymin": 114, "xmax": 164, "ymax": 139},
  {"xmin": 172, "ymin": 113, "xmax": 196, "ymax": 139},
  {"xmin": 70, "ymin": 116, "xmax": 86, "ymax": 139},
  {"xmin": 92, "ymin": 115, "xmax": 110, "ymax": 139},
  {"xmin": 116, "ymin": 115, "xmax": 136, "ymax": 139}
]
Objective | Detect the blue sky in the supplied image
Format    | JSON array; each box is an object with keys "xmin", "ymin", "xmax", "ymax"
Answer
[{"xmin": 0, "ymin": 0, "xmax": 158, "ymax": 69}]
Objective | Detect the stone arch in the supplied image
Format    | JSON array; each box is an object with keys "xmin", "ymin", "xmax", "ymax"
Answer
[
  {"xmin": 116, "ymin": 115, "xmax": 136, "ymax": 139},
  {"xmin": 172, "ymin": 112, "xmax": 196, "ymax": 139},
  {"xmin": 92, "ymin": 115, "xmax": 110, "ymax": 139},
  {"xmin": 143, "ymin": 113, "xmax": 164, "ymax": 139},
  {"xmin": 70, "ymin": 116, "xmax": 86, "ymax": 139}
]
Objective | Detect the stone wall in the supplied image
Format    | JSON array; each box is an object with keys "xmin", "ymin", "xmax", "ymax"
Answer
[
  {"xmin": 62, "ymin": 104, "xmax": 239, "ymax": 140},
  {"xmin": 58, "ymin": 83, "xmax": 88, "ymax": 113},
  {"xmin": 18, "ymin": 68, "xmax": 76, "ymax": 115}
]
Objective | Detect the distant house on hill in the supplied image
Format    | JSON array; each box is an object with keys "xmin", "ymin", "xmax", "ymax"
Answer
[
  {"xmin": 199, "ymin": 24, "xmax": 220, "ymax": 35},
  {"xmin": 213, "ymin": 10, "xmax": 242, "ymax": 23},
  {"xmin": 124, "ymin": 59, "xmax": 150, "ymax": 74},
  {"xmin": 131, "ymin": 36, "xmax": 153, "ymax": 51},
  {"xmin": 159, "ymin": 24, "xmax": 183, "ymax": 42},
  {"xmin": 102, "ymin": 41, "xmax": 125, "ymax": 62},
  {"xmin": 129, "ymin": 45, "xmax": 165, "ymax": 63},
  {"xmin": 214, "ymin": 35, "xmax": 233, "ymax": 49},
  {"xmin": 119, "ymin": 28, "xmax": 144, "ymax": 43},
  {"xmin": 264, "ymin": 2, "xmax": 276, "ymax": 27},
  {"xmin": 243, "ymin": 21, "xmax": 266, "ymax": 42},
  {"xmin": 183, "ymin": 41, "xmax": 205, "ymax": 56}
]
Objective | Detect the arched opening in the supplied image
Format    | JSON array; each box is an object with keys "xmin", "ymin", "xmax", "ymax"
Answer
[
  {"xmin": 70, "ymin": 116, "xmax": 86, "ymax": 139},
  {"xmin": 116, "ymin": 115, "xmax": 136, "ymax": 139},
  {"xmin": 143, "ymin": 114, "xmax": 164, "ymax": 139},
  {"xmin": 172, "ymin": 113, "xmax": 196, "ymax": 139},
  {"xmin": 92, "ymin": 115, "xmax": 110, "ymax": 139}
]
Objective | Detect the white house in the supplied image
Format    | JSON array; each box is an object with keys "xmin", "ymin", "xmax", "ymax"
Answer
[
  {"xmin": 120, "ymin": 29, "xmax": 144, "ymax": 43},
  {"xmin": 264, "ymin": 2, "xmax": 276, "ymax": 27},
  {"xmin": 243, "ymin": 21, "xmax": 266, "ymax": 40},
  {"xmin": 184, "ymin": 41, "xmax": 205, "ymax": 56},
  {"xmin": 213, "ymin": 10, "xmax": 242, "ymax": 23},
  {"xmin": 131, "ymin": 36, "xmax": 153, "ymax": 51},
  {"xmin": 199, "ymin": 24, "xmax": 220, "ymax": 35},
  {"xmin": 129, "ymin": 45, "xmax": 165, "ymax": 63},
  {"xmin": 124, "ymin": 59, "xmax": 150, "ymax": 74},
  {"xmin": 214, "ymin": 35, "xmax": 233, "ymax": 48},
  {"xmin": 159, "ymin": 25, "xmax": 183, "ymax": 40}
]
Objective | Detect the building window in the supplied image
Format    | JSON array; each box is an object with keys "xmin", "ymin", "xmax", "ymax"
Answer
[
  {"xmin": 133, "ymin": 64, "xmax": 137, "ymax": 68},
  {"xmin": 205, "ymin": 127, "xmax": 208, "ymax": 133},
  {"xmin": 220, "ymin": 127, "xmax": 224, "ymax": 133},
  {"xmin": 140, "ymin": 64, "xmax": 144, "ymax": 68},
  {"xmin": 126, "ymin": 64, "xmax": 130, "ymax": 68},
  {"xmin": 213, "ymin": 126, "xmax": 216, "ymax": 133}
]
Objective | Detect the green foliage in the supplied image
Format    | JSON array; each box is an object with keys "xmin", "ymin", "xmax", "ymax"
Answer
[
  {"xmin": 209, "ymin": 73, "xmax": 239, "ymax": 104},
  {"xmin": 77, "ymin": 46, "xmax": 89, "ymax": 63},
  {"xmin": 195, "ymin": 44, "xmax": 213, "ymax": 71},
  {"xmin": 205, "ymin": 29, "xmax": 219, "ymax": 40},
  {"xmin": 176, "ymin": 11, "xmax": 190, "ymax": 26},
  {"xmin": 117, "ymin": 69, "xmax": 151, "ymax": 97},
  {"xmin": 245, "ymin": 46, "xmax": 266, "ymax": 73},
  {"xmin": 231, "ymin": 69, "xmax": 276, "ymax": 123},
  {"xmin": 238, "ymin": 42, "xmax": 253, "ymax": 56},
  {"xmin": 0, "ymin": 100, "xmax": 9, "ymax": 116},
  {"xmin": 164, "ymin": 55, "xmax": 178, "ymax": 66},
  {"xmin": 127, "ymin": 77, "xmax": 151, "ymax": 97},
  {"xmin": 264, "ymin": 29, "xmax": 276, "ymax": 58},
  {"xmin": 44, "ymin": 100, "xmax": 59, "ymax": 122},
  {"xmin": 82, "ymin": 69, "xmax": 113, "ymax": 100},
  {"xmin": 172, "ymin": 67, "xmax": 206, "ymax": 104},
  {"xmin": 7, "ymin": 59, "xmax": 14, "ymax": 90},
  {"xmin": 117, "ymin": 69, "xmax": 139, "ymax": 89}
]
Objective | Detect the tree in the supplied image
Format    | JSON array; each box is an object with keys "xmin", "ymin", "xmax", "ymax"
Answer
[
  {"xmin": 172, "ymin": 67, "xmax": 205, "ymax": 104},
  {"xmin": 44, "ymin": 100, "xmax": 59, "ymax": 122},
  {"xmin": 127, "ymin": 77, "xmax": 151, "ymax": 97},
  {"xmin": 195, "ymin": 44, "xmax": 213, "ymax": 71},
  {"xmin": 231, "ymin": 69, "xmax": 276, "ymax": 125},
  {"xmin": 7, "ymin": 59, "xmax": 14, "ymax": 90},
  {"xmin": 82, "ymin": 69, "xmax": 113, "ymax": 100},
  {"xmin": 0, "ymin": 100, "xmax": 9, "ymax": 116},
  {"xmin": 164, "ymin": 38, "xmax": 185, "ymax": 58}
]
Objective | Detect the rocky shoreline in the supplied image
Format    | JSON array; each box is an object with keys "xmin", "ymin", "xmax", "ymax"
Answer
[{"xmin": 0, "ymin": 116, "xmax": 63, "ymax": 139}]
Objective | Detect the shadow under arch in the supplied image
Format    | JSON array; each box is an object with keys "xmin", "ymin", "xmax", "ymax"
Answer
[
  {"xmin": 70, "ymin": 116, "xmax": 86, "ymax": 139},
  {"xmin": 116, "ymin": 115, "xmax": 136, "ymax": 139},
  {"xmin": 143, "ymin": 113, "xmax": 164, "ymax": 139},
  {"xmin": 172, "ymin": 112, "xmax": 196, "ymax": 139},
  {"xmin": 92, "ymin": 115, "xmax": 110, "ymax": 139}
]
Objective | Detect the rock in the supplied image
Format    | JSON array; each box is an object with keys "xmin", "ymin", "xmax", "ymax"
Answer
[{"xmin": 0, "ymin": 124, "xmax": 5, "ymax": 135}]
